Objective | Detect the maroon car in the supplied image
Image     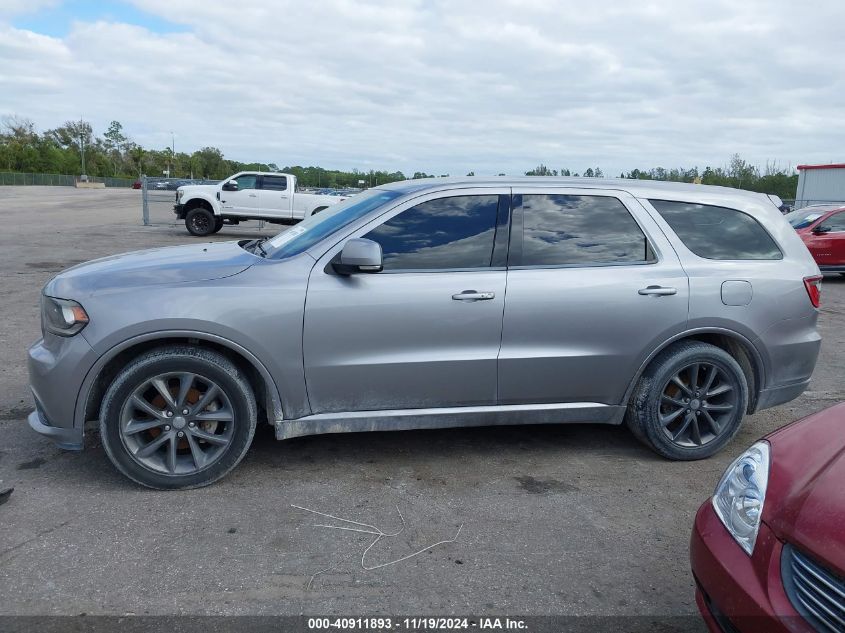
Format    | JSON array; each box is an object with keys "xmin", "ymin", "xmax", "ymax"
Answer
[
  {"xmin": 786, "ymin": 205, "xmax": 845, "ymax": 275},
  {"xmin": 690, "ymin": 402, "xmax": 845, "ymax": 632}
]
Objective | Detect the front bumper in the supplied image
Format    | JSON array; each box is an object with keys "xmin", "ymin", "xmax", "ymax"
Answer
[
  {"xmin": 173, "ymin": 203, "xmax": 185, "ymax": 218},
  {"xmin": 690, "ymin": 501, "xmax": 811, "ymax": 633},
  {"xmin": 27, "ymin": 333, "xmax": 97, "ymax": 450},
  {"xmin": 28, "ymin": 409, "xmax": 82, "ymax": 450}
]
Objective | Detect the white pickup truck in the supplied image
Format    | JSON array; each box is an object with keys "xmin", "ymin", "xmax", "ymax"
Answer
[{"xmin": 174, "ymin": 171, "xmax": 347, "ymax": 236}]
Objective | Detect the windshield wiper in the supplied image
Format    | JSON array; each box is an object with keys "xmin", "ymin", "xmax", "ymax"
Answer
[{"xmin": 243, "ymin": 238, "xmax": 268, "ymax": 257}]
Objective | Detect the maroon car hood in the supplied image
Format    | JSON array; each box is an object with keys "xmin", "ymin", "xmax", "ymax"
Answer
[{"xmin": 763, "ymin": 402, "xmax": 845, "ymax": 577}]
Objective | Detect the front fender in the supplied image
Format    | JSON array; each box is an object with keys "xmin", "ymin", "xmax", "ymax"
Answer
[
  {"xmin": 183, "ymin": 193, "xmax": 220, "ymax": 215},
  {"xmin": 74, "ymin": 329, "xmax": 287, "ymax": 431}
]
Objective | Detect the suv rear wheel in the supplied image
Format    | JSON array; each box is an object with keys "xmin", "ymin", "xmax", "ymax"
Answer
[
  {"xmin": 100, "ymin": 346, "xmax": 257, "ymax": 489},
  {"xmin": 626, "ymin": 341, "xmax": 748, "ymax": 460}
]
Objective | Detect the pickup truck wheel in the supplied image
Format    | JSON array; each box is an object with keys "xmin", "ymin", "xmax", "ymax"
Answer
[
  {"xmin": 99, "ymin": 346, "xmax": 257, "ymax": 490},
  {"xmin": 212, "ymin": 217, "xmax": 224, "ymax": 233},
  {"xmin": 185, "ymin": 208, "xmax": 215, "ymax": 236}
]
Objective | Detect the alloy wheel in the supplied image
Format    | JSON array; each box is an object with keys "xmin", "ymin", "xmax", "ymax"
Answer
[
  {"xmin": 190, "ymin": 213, "xmax": 210, "ymax": 234},
  {"xmin": 118, "ymin": 372, "xmax": 235, "ymax": 475},
  {"xmin": 658, "ymin": 362, "xmax": 739, "ymax": 448}
]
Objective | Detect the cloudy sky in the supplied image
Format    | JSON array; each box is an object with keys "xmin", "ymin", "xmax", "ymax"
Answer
[{"xmin": 1, "ymin": 0, "xmax": 843, "ymax": 176}]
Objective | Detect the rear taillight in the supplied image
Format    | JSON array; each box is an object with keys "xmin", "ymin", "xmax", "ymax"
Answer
[{"xmin": 804, "ymin": 275, "xmax": 822, "ymax": 308}]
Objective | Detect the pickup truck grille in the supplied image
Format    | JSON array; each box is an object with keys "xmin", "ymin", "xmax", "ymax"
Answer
[{"xmin": 783, "ymin": 544, "xmax": 845, "ymax": 633}]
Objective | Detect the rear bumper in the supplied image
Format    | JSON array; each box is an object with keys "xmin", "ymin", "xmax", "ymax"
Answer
[
  {"xmin": 690, "ymin": 501, "xmax": 810, "ymax": 633},
  {"xmin": 754, "ymin": 314, "xmax": 820, "ymax": 412},
  {"xmin": 756, "ymin": 379, "xmax": 811, "ymax": 411},
  {"xmin": 819, "ymin": 265, "xmax": 845, "ymax": 273}
]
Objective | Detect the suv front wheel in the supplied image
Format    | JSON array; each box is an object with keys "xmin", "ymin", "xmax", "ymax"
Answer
[
  {"xmin": 626, "ymin": 341, "xmax": 749, "ymax": 460},
  {"xmin": 100, "ymin": 346, "xmax": 257, "ymax": 489}
]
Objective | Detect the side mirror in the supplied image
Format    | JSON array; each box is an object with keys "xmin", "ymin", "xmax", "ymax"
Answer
[
  {"xmin": 813, "ymin": 225, "xmax": 832, "ymax": 234},
  {"xmin": 222, "ymin": 180, "xmax": 238, "ymax": 192},
  {"xmin": 332, "ymin": 238, "xmax": 383, "ymax": 275}
]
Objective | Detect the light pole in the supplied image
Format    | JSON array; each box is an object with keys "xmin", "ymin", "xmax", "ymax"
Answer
[{"xmin": 170, "ymin": 131, "xmax": 175, "ymax": 178}]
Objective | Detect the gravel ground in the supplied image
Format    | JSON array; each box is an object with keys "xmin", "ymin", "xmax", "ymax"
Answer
[{"xmin": 0, "ymin": 186, "xmax": 842, "ymax": 623}]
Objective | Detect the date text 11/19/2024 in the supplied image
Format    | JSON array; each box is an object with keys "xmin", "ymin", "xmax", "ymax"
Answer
[{"xmin": 306, "ymin": 617, "xmax": 528, "ymax": 630}]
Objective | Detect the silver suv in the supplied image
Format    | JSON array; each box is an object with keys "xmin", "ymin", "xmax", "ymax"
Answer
[{"xmin": 28, "ymin": 177, "xmax": 822, "ymax": 489}]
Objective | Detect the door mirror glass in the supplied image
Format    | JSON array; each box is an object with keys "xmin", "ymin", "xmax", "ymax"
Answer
[
  {"xmin": 813, "ymin": 225, "xmax": 832, "ymax": 234},
  {"xmin": 222, "ymin": 180, "xmax": 238, "ymax": 192},
  {"xmin": 333, "ymin": 238, "xmax": 383, "ymax": 275}
]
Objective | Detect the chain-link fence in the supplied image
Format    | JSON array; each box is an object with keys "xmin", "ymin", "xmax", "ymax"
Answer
[{"xmin": 0, "ymin": 172, "xmax": 136, "ymax": 187}]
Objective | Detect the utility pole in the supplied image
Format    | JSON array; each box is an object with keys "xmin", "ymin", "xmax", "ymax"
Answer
[{"xmin": 80, "ymin": 133, "xmax": 86, "ymax": 176}]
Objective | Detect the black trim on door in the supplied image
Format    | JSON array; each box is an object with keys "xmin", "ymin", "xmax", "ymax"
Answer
[
  {"xmin": 491, "ymin": 194, "xmax": 513, "ymax": 268},
  {"xmin": 507, "ymin": 193, "xmax": 524, "ymax": 267}
]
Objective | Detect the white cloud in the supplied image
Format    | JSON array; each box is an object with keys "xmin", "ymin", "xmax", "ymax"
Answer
[
  {"xmin": 1, "ymin": 0, "xmax": 843, "ymax": 175},
  {"xmin": 0, "ymin": 0, "xmax": 59, "ymax": 15}
]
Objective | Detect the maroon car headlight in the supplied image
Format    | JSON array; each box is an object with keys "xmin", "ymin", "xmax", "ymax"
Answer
[
  {"xmin": 41, "ymin": 295, "xmax": 89, "ymax": 337},
  {"xmin": 712, "ymin": 441, "xmax": 770, "ymax": 555}
]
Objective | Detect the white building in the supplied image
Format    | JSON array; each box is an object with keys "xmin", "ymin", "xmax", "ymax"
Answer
[{"xmin": 795, "ymin": 163, "xmax": 845, "ymax": 208}]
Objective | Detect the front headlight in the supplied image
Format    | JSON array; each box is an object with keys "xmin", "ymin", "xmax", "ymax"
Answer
[
  {"xmin": 712, "ymin": 441, "xmax": 770, "ymax": 555},
  {"xmin": 41, "ymin": 295, "xmax": 89, "ymax": 337}
]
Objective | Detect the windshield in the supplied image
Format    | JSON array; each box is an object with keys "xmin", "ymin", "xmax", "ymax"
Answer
[
  {"xmin": 263, "ymin": 189, "xmax": 403, "ymax": 259},
  {"xmin": 785, "ymin": 209, "xmax": 829, "ymax": 229}
]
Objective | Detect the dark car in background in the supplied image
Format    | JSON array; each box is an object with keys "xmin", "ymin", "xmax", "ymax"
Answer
[
  {"xmin": 787, "ymin": 205, "xmax": 845, "ymax": 274},
  {"xmin": 690, "ymin": 402, "xmax": 845, "ymax": 633}
]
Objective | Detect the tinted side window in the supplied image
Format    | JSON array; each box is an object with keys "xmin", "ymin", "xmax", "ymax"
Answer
[
  {"xmin": 363, "ymin": 195, "xmax": 499, "ymax": 270},
  {"xmin": 262, "ymin": 175, "xmax": 287, "ymax": 191},
  {"xmin": 234, "ymin": 174, "xmax": 258, "ymax": 190},
  {"xmin": 520, "ymin": 194, "xmax": 654, "ymax": 266},
  {"xmin": 825, "ymin": 212, "xmax": 845, "ymax": 231},
  {"xmin": 650, "ymin": 200, "xmax": 782, "ymax": 260}
]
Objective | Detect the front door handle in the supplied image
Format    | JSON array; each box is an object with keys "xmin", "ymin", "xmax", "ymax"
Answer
[
  {"xmin": 638, "ymin": 285, "xmax": 677, "ymax": 296},
  {"xmin": 248, "ymin": 193, "xmax": 257, "ymax": 198},
  {"xmin": 452, "ymin": 290, "xmax": 495, "ymax": 301}
]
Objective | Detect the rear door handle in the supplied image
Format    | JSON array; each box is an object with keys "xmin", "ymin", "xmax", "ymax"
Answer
[
  {"xmin": 248, "ymin": 193, "xmax": 257, "ymax": 198},
  {"xmin": 452, "ymin": 290, "xmax": 495, "ymax": 301},
  {"xmin": 638, "ymin": 285, "xmax": 677, "ymax": 296}
]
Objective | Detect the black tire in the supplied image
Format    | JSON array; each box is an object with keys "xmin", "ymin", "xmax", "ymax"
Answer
[
  {"xmin": 185, "ymin": 207, "xmax": 215, "ymax": 236},
  {"xmin": 212, "ymin": 217, "xmax": 224, "ymax": 233},
  {"xmin": 100, "ymin": 346, "xmax": 257, "ymax": 490},
  {"xmin": 625, "ymin": 341, "xmax": 748, "ymax": 460},
  {"xmin": 312, "ymin": 206, "xmax": 328, "ymax": 216}
]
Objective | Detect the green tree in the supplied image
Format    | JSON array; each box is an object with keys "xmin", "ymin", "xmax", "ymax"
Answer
[
  {"xmin": 193, "ymin": 147, "xmax": 226, "ymax": 179},
  {"xmin": 525, "ymin": 164, "xmax": 557, "ymax": 176},
  {"xmin": 102, "ymin": 121, "xmax": 127, "ymax": 175},
  {"xmin": 47, "ymin": 119, "xmax": 94, "ymax": 173}
]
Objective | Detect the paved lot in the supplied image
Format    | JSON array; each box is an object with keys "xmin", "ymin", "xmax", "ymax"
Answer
[{"xmin": 0, "ymin": 186, "xmax": 843, "ymax": 620}]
